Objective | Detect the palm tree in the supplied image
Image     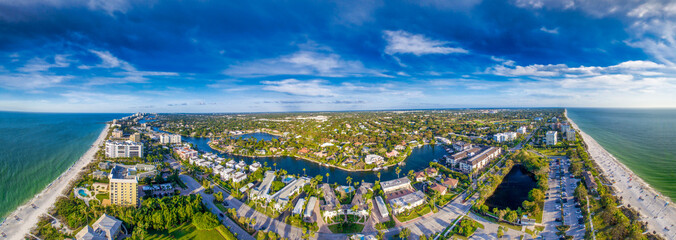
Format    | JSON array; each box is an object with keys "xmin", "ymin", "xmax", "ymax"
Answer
[
  {"xmin": 326, "ymin": 172, "xmax": 330, "ymax": 184},
  {"xmin": 274, "ymin": 162, "xmax": 277, "ymax": 171},
  {"xmin": 303, "ymin": 168, "xmax": 306, "ymax": 176},
  {"xmin": 346, "ymin": 176, "xmax": 353, "ymax": 195},
  {"xmin": 377, "ymin": 172, "xmax": 381, "ymax": 182},
  {"xmin": 396, "ymin": 166, "xmax": 401, "ymax": 178}
]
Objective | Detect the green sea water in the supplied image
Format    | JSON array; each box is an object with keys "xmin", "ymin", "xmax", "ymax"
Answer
[
  {"xmin": 0, "ymin": 112, "xmax": 126, "ymax": 220},
  {"xmin": 567, "ymin": 108, "xmax": 676, "ymax": 202}
]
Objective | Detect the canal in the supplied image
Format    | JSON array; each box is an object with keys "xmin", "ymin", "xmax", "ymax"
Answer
[
  {"xmin": 484, "ymin": 164, "xmax": 537, "ymax": 210},
  {"xmin": 180, "ymin": 133, "xmax": 447, "ymax": 185}
]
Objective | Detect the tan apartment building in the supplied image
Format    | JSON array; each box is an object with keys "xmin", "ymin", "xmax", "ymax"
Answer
[{"xmin": 109, "ymin": 165, "xmax": 139, "ymax": 206}]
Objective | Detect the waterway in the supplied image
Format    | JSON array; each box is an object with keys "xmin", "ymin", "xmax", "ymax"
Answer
[
  {"xmin": 180, "ymin": 133, "xmax": 447, "ymax": 185},
  {"xmin": 484, "ymin": 165, "xmax": 537, "ymax": 210}
]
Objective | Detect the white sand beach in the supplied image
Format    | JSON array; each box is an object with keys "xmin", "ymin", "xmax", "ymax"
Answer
[
  {"xmin": 0, "ymin": 124, "xmax": 109, "ymax": 240},
  {"xmin": 566, "ymin": 110, "xmax": 676, "ymax": 239}
]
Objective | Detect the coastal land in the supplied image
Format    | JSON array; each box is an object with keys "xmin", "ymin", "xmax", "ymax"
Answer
[
  {"xmin": 566, "ymin": 110, "xmax": 676, "ymax": 238},
  {"xmin": 0, "ymin": 124, "xmax": 110, "ymax": 239}
]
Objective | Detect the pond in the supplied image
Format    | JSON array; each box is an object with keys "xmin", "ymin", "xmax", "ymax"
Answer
[
  {"xmin": 180, "ymin": 135, "xmax": 448, "ymax": 185},
  {"xmin": 484, "ymin": 165, "xmax": 537, "ymax": 210}
]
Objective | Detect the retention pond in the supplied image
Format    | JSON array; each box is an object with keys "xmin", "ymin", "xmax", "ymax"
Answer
[{"xmin": 484, "ymin": 164, "xmax": 537, "ymax": 210}]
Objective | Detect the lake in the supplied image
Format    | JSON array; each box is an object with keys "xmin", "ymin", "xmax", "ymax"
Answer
[{"xmin": 484, "ymin": 165, "xmax": 537, "ymax": 210}]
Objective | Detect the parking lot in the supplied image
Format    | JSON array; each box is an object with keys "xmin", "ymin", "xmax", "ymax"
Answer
[{"xmin": 541, "ymin": 156, "xmax": 585, "ymax": 239}]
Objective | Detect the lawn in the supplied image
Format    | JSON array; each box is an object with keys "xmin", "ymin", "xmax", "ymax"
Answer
[
  {"xmin": 328, "ymin": 222, "xmax": 364, "ymax": 233},
  {"xmin": 214, "ymin": 202, "xmax": 227, "ymax": 213},
  {"xmin": 147, "ymin": 222, "xmax": 236, "ymax": 240},
  {"xmin": 395, "ymin": 205, "xmax": 432, "ymax": 222},
  {"xmin": 95, "ymin": 193, "xmax": 108, "ymax": 202}
]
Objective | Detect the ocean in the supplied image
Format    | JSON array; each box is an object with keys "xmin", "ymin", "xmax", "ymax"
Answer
[
  {"xmin": 0, "ymin": 112, "xmax": 126, "ymax": 219},
  {"xmin": 567, "ymin": 108, "xmax": 676, "ymax": 202}
]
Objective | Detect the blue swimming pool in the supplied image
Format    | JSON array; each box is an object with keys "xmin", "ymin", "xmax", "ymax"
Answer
[{"xmin": 78, "ymin": 189, "xmax": 88, "ymax": 197}]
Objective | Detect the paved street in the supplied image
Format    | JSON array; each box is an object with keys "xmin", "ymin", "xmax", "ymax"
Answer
[{"xmin": 179, "ymin": 175, "xmax": 256, "ymax": 240}]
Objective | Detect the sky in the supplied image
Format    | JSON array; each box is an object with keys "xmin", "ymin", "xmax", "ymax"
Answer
[{"xmin": 1, "ymin": 0, "xmax": 676, "ymax": 113}]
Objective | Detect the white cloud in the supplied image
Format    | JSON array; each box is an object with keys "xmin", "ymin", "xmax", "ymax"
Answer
[
  {"xmin": 0, "ymin": 73, "xmax": 71, "ymax": 90},
  {"xmin": 224, "ymin": 48, "xmax": 387, "ymax": 77},
  {"xmin": 261, "ymin": 79, "xmax": 336, "ymax": 97},
  {"xmin": 81, "ymin": 49, "xmax": 135, "ymax": 71},
  {"xmin": 383, "ymin": 30, "xmax": 468, "ymax": 56},
  {"xmin": 17, "ymin": 55, "xmax": 70, "ymax": 72},
  {"xmin": 540, "ymin": 27, "xmax": 559, "ymax": 34}
]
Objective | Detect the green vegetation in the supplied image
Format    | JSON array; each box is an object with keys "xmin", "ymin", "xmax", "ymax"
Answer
[
  {"xmin": 147, "ymin": 223, "xmax": 236, "ymax": 240},
  {"xmin": 452, "ymin": 218, "xmax": 482, "ymax": 237},
  {"xmin": 155, "ymin": 109, "xmax": 562, "ymax": 170},
  {"xmin": 396, "ymin": 205, "xmax": 432, "ymax": 222},
  {"xmin": 192, "ymin": 212, "xmax": 220, "ymax": 230},
  {"xmin": 328, "ymin": 222, "xmax": 365, "ymax": 233}
]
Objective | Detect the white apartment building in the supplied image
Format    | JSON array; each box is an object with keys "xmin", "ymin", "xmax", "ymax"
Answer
[
  {"xmin": 160, "ymin": 134, "xmax": 182, "ymax": 144},
  {"xmin": 458, "ymin": 147, "xmax": 502, "ymax": 174},
  {"xmin": 517, "ymin": 126, "xmax": 527, "ymax": 134},
  {"xmin": 105, "ymin": 140, "xmax": 143, "ymax": 158},
  {"xmin": 546, "ymin": 131, "xmax": 558, "ymax": 145},
  {"xmin": 493, "ymin": 132, "xmax": 517, "ymax": 143}
]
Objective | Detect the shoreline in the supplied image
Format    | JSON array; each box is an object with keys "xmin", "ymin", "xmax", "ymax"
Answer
[
  {"xmin": 565, "ymin": 109, "xmax": 676, "ymax": 238},
  {"xmin": 0, "ymin": 123, "xmax": 110, "ymax": 239}
]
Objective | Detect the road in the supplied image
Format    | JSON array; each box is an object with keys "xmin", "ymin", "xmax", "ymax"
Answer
[{"xmin": 179, "ymin": 175, "xmax": 255, "ymax": 240}]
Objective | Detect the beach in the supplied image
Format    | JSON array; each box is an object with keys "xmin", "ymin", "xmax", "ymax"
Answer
[
  {"xmin": 0, "ymin": 124, "xmax": 109, "ymax": 239},
  {"xmin": 566, "ymin": 110, "xmax": 676, "ymax": 239}
]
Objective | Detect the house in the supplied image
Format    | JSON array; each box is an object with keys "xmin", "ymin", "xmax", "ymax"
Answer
[
  {"xmin": 75, "ymin": 214, "xmax": 122, "ymax": 240},
  {"xmin": 442, "ymin": 178, "xmax": 459, "ymax": 189},
  {"xmin": 235, "ymin": 160, "xmax": 247, "ymax": 170},
  {"xmin": 320, "ymin": 183, "xmax": 338, "ymax": 211},
  {"xmin": 292, "ymin": 198, "xmax": 306, "ymax": 215},
  {"xmin": 225, "ymin": 160, "xmax": 236, "ymax": 168},
  {"xmin": 91, "ymin": 170, "xmax": 107, "ymax": 180},
  {"xmin": 583, "ymin": 171, "xmax": 598, "ymax": 193},
  {"xmin": 220, "ymin": 168, "xmax": 235, "ymax": 180},
  {"xmin": 304, "ymin": 197, "xmax": 318, "ymax": 222},
  {"xmin": 424, "ymin": 167, "xmax": 438, "ymax": 177},
  {"xmin": 389, "ymin": 191, "xmax": 426, "ymax": 215},
  {"xmin": 375, "ymin": 196, "xmax": 389, "ymax": 218},
  {"xmin": 232, "ymin": 172, "xmax": 247, "ymax": 183},
  {"xmin": 298, "ymin": 148, "xmax": 310, "ymax": 154},
  {"xmin": 249, "ymin": 162, "xmax": 262, "ymax": 172},
  {"xmin": 429, "ymin": 183, "xmax": 447, "ymax": 195},
  {"xmin": 386, "ymin": 150, "xmax": 399, "ymax": 158},
  {"xmin": 394, "ymin": 145, "xmax": 406, "ymax": 151},
  {"xmin": 380, "ymin": 177, "xmax": 411, "ymax": 194},
  {"xmin": 414, "ymin": 171, "xmax": 426, "ymax": 182},
  {"xmin": 365, "ymin": 154, "xmax": 384, "ymax": 165}
]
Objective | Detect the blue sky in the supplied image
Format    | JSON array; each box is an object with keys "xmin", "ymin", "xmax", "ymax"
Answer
[{"xmin": 1, "ymin": 0, "xmax": 675, "ymax": 112}]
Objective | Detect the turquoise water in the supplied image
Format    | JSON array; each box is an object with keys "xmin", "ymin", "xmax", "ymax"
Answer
[
  {"xmin": 0, "ymin": 112, "xmax": 126, "ymax": 219},
  {"xmin": 567, "ymin": 108, "xmax": 676, "ymax": 201},
  {"xmin": 78, "ymin": 189, "xmax": 88, "ymax": 197}
]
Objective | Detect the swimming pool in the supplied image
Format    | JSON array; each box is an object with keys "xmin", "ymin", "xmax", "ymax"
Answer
[{"xmin": 78, "ymin": 189, "xmax": 88, "ymax": 197}]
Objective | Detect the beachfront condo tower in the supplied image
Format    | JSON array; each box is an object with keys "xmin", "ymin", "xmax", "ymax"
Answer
[
  {"xmin": 105, "ymin": 140, "xmax": 143, "ymax": 158},
  {"xmin": 109, "ymin": 165, "xmax": 139, "ymax": 206}
]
